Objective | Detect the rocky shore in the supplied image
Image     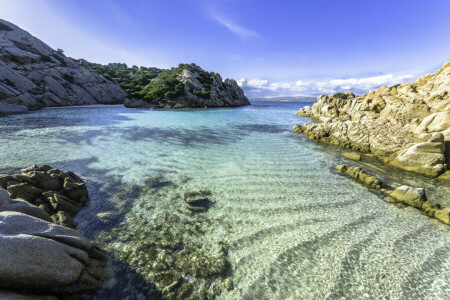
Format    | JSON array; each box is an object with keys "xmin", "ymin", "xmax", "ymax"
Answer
[
  {"xmin": 0, "ymin": 165, "xmax": 107, "ymax": 299},
  {"xmin": 293, "ymin": 62, "xmax": 450, "ymax": 180},
  {"xmin": 336, "ymin": 164, "xmax": 450, "ymax": 225}
]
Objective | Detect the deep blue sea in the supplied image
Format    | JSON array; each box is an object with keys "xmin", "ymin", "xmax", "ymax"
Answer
[{"xmin": 0, "ymin": 101, "xmax": 449, "ymax": 299}]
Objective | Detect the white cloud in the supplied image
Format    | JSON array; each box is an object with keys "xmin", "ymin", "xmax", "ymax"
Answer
[
  {"xmin": 213, "ymin": 14, "xmax": 259, "ymax": 39},
  {"xmin": 238, "ymin": 74, "xmax": 415, "ymax": 98}
]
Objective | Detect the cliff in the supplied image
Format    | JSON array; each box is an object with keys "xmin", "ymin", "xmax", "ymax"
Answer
[
  {"xmin": 0, "ymin": 19, "xmax": 128, "ymax": 110},
  {"xmin": 294, "ymin": 62, "xmax": 450, "ymax": 179}
]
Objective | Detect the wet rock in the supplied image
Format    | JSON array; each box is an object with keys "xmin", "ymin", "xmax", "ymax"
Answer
[
  {"xmin": 42, "ymin": 191, "xmax": 81, "ymax": 216},
  {"xmin": 390, "ymin": 186, "xmax": 427, "ymax": 208},
  {"xmin": 0, "ymin": 174, "xmax": 14, "ymax": 189},
  {"xmin": 435, "ymin": 208, "xmax": 450, "ymax": 224},
  {"xmin": 336, "ymin": 164, "xmax": 381, "ymax": 189},
  {"xmin": 343, "ymin": 151, "xmax": 361, "ymax": 161}
]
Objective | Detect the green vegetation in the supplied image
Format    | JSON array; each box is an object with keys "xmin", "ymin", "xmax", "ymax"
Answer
[
  {"xmin": 51, "ymin": 53, "xmax": 67, "ymax": 66},
  {"xmin": 388, "ymin": 83, "xmax": 401, "ymax": 90},
  {"xmin": 333, "ymin": 92, "xmax": 348, "ymax": 99},
  {"xmin": 84, "ymin": 61, "xmax": 215, "ymax": 103}
]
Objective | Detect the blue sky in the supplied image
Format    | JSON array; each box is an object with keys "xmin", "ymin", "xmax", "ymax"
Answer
[{"xmin": 2, "ymin": 0, "xmax": 450, "ymax": 97}]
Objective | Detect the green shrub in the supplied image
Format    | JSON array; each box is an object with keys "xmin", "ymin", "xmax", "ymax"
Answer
[
  {"xmin": 40, "ymin": 55, "xmax": 53, "ymax": 63},
  {"xmin": 195, "ymin": 90, "xmax": 211, "ymax": 99},
  {"xmin": 51, "ymin": 54, "xmax": 67, "ymax": 66},
  {"xmin": 83, "ymin": 61, "xmax": 215, "ymax": 103},
  {"xmin": 388, "ymin": 83, "xmax": 401, "ymax": 90},
  {"xmin": 333, "ymin": 92, "xmax": 347, "ymax": 99}
]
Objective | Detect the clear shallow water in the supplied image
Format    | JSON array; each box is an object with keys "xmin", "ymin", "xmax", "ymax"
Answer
[{"xmin": 0, "ymin": 102, "xmax": 449, "ymax": 299}]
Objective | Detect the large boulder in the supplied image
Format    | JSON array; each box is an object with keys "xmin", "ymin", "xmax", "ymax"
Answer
[
  {"xmin": 0, "ymin": 212, "xmax": 88, "ymax": 289},
  {"xmin": 0, "ymin": 166, "xmax": 108, "ymax": 298},
  {"xmin": 0, "ymin": 188, "xmax": 52, "ymax": 222},
  {"xmin": 391, "ymin": 135, "xmax": 446, "ymax": 177},
  {"xmin": 390, "ymin": 186, "xmax": 427, "ymax": 208}
]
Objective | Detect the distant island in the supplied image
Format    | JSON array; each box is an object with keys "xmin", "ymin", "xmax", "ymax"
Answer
[{"xmin": 250, "ymin": 96, "xmax": 316, "ymax": 102}]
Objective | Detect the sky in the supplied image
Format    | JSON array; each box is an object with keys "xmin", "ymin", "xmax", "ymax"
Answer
[{"xmin": 2, "ymin": 0, "xmax": 450, "ymax": 97}]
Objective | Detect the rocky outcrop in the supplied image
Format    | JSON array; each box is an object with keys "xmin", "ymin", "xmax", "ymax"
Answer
[
  {"xmin": 0, "ymin": 165, "xmax": 107, "ymax": 298},
  {"xmin": 176, "ymin": 69, "xmax": 250, "ymax": 108},
  {"xmin": 0, "ymin": 19, "xmax": 127, "ymax": 110},
  {"xmin": 124, "ymin": 68, "xmax": 250, "ymax": 108},
  {"xmin": 295, "ymin": 63, "xmax": 450, "ymax": 178},
  {"xmin": 336, "ymin": 164, "xmax": 450, "ymax": 225}
]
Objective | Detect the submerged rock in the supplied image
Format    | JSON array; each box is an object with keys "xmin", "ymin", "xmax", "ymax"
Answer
[
  {"xmin": 336, "ymin": 164, "xmax": 450, "ymax": 226},
  {"xmin": 184, "ymin": 190, "xmax": 213, "ymax": 212},
  {"xmin": 336, "ymin": 164, "xmax": 381, "ymax": 189}
]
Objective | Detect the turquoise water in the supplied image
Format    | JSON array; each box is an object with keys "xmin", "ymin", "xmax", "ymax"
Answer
[{"xmin": 1, "ymin": 102, "xmax": 449, "ymax": 299}]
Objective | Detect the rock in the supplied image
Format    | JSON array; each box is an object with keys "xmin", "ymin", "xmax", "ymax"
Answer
[
  {"xmin": 336, "ymin": 164, "xmax": 382, "ymax": 189},
  {"xmin": 297, "ymin": 105, "xmax": 312, "ymax": 116},
  {"xmin": 184, "ymin": 190, "xmax": 212, "ymax": 212},
  {"xmin": 0, "ymin": 188, "xmax": 52, "ymax": 222},
  {"xmin": 0, "ymin": 19, "xmax": 127, "ymax": 109},
  {"xmin": 390, "ymin": 186, "xmax": 427, "ymax": 208},
  {"xmin": 42, "ymin": 192, "xmax": 81, "ymax": 216},
  {"xmin": 391, "ymin": 141, "xmax": 446, "ymax": 177},
  {"xmin": 51, "ymin": 210, "xmax": 78, "ymax": 229},
  {"xmin": 220, "ymin": 278, "xmax": 234, "ymax": 291},
  {"xmin": 343, "ymin": 151, "xmax": 361, "ymax": 161},
  {"xmin": 15, "ymin": 171, "xmax": 61, "ymax": 190},
  {"xmin": 6, "ymin": 182, "xmax": 43, "ymax": 202},
  {"xmin": 0, "ymin": 174, "xmax": 14, "ymax": 189},
  {"xmin": 435, "ymin": 208, "xmax": 450, "ymax": 224},
  {"xmin": 0, "ymin": 166, "xmax": 107, "ymax": 298},
  {"xmin": 422, "ymin": 201, "xmax": 441, "ymax": 217},
  {"xmin": 437, "ymin": 170, "xmax": 450, "ymax": 181},
  {"xmin": 292, "ymin": 62, "xmax": 450, "ymax": 178},
  {"xmin": 63, "ymin": 178, "xmax": 88, "ymax": 201},
  {"xmin": 0, "ymin": 212, "xmax": 89, "ymax": 289}
]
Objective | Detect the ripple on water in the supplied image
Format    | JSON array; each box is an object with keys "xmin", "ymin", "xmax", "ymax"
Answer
[{"xmin": 0, "ymin": 102, "xmax": 449, "ymax": 299}]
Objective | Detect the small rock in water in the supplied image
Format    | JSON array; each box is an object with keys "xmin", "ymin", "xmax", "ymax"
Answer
[
  {"xmin": 343, "ymin": 151, "xmax": 361, "ymax": 161},
  {"xmin": 184, "ymin": 190, "xmax": 212, "ymax": 212}
]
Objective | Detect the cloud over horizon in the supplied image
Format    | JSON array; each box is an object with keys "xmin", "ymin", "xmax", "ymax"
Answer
[{"xmin": 237, "ymin": 73, "xmax": 415, "ymax": 98}]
